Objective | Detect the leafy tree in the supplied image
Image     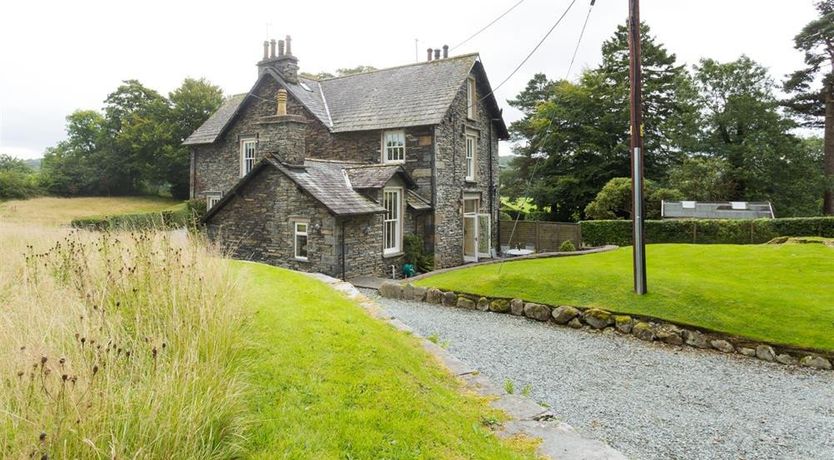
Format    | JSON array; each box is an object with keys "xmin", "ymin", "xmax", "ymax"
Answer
[
  {"xmin": 0, "ymin": 154, "xmax": 40, "ymax": 199},
  {"xmin": 504, "ymin": 23, "xmax": 698, "ymax": 221},
  {"xmin": 39, "ymin": 110, "xmax": 107, "ymax": 195},
  {"xmin": 695, "ymin": 56, "xmax": 824, "ymax": 216},
  {"xmin": 667, "ymin": 156, "xmax": 734, "ymax": 201},
  {"xmin": 300, "ymin": 65, "xmax": 377, "ymax": 80},
  {"xmin": 584, "ymin": 177, "xmax": 682, "ymax": 220},
  {"xmin": 164, "ymin": 78, "xmax": 223, "ymax": 198},
  {"xmin": 40, "ymin": 78, "xmax": 221, "ymax": 199},
  {"xmin": 784, "ymin": 0, "xmax": 834, "ymax": 214}
]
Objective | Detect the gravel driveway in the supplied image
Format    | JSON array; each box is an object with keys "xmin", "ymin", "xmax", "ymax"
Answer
[{"xmin": 365, "ymin": 291, "xmax": 834, "ymax": 460}]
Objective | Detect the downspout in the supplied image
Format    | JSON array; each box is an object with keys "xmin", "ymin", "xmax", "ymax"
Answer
[
  {"xmin": 489, "ymin": 121, "xmax": 497, "ymax": 256},
  {"xmin": 340, "ymin": 219, "xmax": 346, "ymax": 280}
]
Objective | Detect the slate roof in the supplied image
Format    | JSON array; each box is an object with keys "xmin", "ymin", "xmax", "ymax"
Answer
[
  {"xmin": 320, "ymin": 54, "xmax": 479, "ymax": 132},
  {"xmin": 661, "ymin": 201, "xmax": 775, "ymax": 219},
  {"xmin": 406, "ymin": 190, "xmax": 432, "ymax": 211},
  {"xmin": 203, "ymin": 155, "xmax": 393, "ymax": 221},
  {"xmin": 345, "ymin": 164, "xmax": 416, "ymax": 189},
  {"xmin": 184, "ymin": 53, "xmax": 508, "ymax": 146},
  {"xmin": 183, "ymin": 93, "xmax": 247, "ymax": 145},
  {"xmin": 273, "ymin": 158, "xmax": 386, "ymax": 216}
]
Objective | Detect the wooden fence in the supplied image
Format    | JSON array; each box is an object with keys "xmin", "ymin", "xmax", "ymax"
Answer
[{"xmin": 499, "ymin": 220, "xmax": 582, "ymax": 252}]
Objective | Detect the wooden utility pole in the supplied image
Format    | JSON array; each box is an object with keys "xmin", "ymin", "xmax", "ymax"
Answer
[{"xmin": 628, "ymin": 0, "xmax": 647, "ymax": 294}]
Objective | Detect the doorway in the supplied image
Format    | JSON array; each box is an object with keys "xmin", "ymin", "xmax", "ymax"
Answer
[{"xmin": 463, "ymin": 196, "xmax": 491, "ymax": 263}]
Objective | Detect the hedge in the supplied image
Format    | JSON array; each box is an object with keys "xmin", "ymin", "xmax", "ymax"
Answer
[
  {"xmin": 71, "ymin": 201, "xmax": 203, "ymax": 231},
  {"xmin": 580, "ymin": 217, "xmax": 834, "ymax": 246}
]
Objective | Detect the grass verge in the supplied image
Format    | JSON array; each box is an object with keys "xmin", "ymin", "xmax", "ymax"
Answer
[
  {"xmin": 237, "ymin": 262, "xmax": 538, "ymax": 459},
  {"xmin": 414, "ymin": 244, "xmax": 834, "ymax": 352}
]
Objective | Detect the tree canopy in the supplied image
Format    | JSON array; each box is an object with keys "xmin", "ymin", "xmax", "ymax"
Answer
[{"xmin": 40, "ymin": 78, "xmax": 222, "ymax": 198}]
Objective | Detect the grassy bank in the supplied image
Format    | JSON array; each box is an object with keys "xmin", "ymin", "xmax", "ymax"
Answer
[
  {"xmin": 1, "ymin": 222, "xmax": 536, "ymax": 458},
  {"xmin": 414, "ymin": 243, "xmax": 834, "ymax": 352},
  {"xmin": 239, "ymin": 262, "xmax": 537, "ymax": 458},
  {"xmin": 0, "ymin": 226, "xmax": 248, "ymax": 458},
  {"xmin": 0, "ymin": 196, "xmax": 181, "ymax": 226}
]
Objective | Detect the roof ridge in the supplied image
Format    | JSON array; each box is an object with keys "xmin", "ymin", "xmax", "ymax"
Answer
[
  {"xmin": 304, "ymin": 158, "xmax": 366, "ymax": 165},
  {"xmin": 319, "ymin": 53, "xmax": 480, "ymax": 82}
]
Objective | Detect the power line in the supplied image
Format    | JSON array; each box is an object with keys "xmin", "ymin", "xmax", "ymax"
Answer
[
  {"xmin": 565, "ymin": 2, "xmax": 595, "ymax": 79},
  {"xmin": 450, "ymin": 0, "xmax": 527, "ymax": 52},
  {"xmin": 486, "ymin": 0, "xmax": 579, "ymax": 101}
]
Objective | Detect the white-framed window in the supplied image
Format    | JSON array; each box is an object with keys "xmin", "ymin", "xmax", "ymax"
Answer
[
  {"xmin": 465, "ymin": 134, "xmax": 477, "ymax": 181},
  {"xmin": 382, "ymin": 130, "xmax": 405, "ymax": 164},
  {"xmin": 240, "ymin": 138, "xmax": 257, "ymax": 177},
  {"xmin": 466, "ymin": 77, "xmax": 477, "ymax": 119},
  {"xmin": 294, "ymin": 222, "xmax": 308, "ymax": 261},
  {"xmin": 382, "ymin": 188, "xmax": 402, "ymax": 255},
  {"xmin": 206, "ymin": 192, "xmax": 222, "ymax": 210}
]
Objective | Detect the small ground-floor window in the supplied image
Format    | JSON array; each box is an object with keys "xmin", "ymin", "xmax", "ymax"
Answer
[
  {"xmin": 206, "ymin": 192, "xmax": 222, "ymax": 210},
  {"xmin": 383, "ymin": 188, "xmax": 402, "ymax": 255},
  {"xmin": 294, "ymin": 222, "xmax": 308, "ymax": 261}
]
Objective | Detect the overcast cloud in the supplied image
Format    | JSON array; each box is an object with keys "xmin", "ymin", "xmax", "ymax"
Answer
[{"xmin": 0, "ymin": 0, "xmax": 819, "ymax": 159}]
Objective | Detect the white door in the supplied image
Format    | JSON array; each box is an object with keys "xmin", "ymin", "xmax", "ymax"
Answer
[
  {"xmin": 477, "ymin": 214, "xmax": 491, "ymax": 258},
  {"xmin": 463, "ymin": 198, "xmax": 492, "ymax": 262},
  {"xmin": 463, "ymin": 197, "xmax": 479, "ymax": 262}
]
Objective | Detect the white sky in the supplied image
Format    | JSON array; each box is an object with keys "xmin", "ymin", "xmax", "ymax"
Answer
[{"xmin": 0, "ymin": 0, "xmax": 819, "ymax": 159}]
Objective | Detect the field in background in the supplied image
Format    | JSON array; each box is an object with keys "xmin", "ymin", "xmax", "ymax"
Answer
[
  {"xmin": 414, "ymin": 243, "xmax": 834, "ymax": 352},
  {"xmin": 0, "ymin": 196, "xmax": 181, "ymax": 226}
]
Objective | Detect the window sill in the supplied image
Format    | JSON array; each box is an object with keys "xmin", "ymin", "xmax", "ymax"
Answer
[
  {"xmin": 383, "ymin": 251, "xmax": 404, "ymax": 259},
  {"xmin": 294, "ymin": 257, "xmax": 309, "ymax": 262},
  {"xmin": 465, "ymin": 178, "xmax": 477, "ymax": 184},
  {"xmin": 383, "ymin": 160, "xmax": 406, "ymax": 165}
]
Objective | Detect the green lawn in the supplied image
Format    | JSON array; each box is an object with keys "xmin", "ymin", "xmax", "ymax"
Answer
[
  {"xmin": 414, "ymin": 244, "xmax": 834, "ymax": 352},
  {"xmin": 0, "ymin": 196, "xmax": 181, "ymax": 226},
  {"xmin": 236, "ymin": 262, "xmax": 537, "ymax": 459}
]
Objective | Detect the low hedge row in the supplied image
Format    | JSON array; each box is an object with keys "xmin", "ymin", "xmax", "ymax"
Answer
[
  {"xmin": 71, "ymin": 203, "xmax": 201, "ymax": 231},
  {"xmin": 581, "ymin": 217, "xmax": 834, "ymax": 246}
]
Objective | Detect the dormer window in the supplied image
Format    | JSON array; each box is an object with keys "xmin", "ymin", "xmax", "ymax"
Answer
[
  {"xmin": 382, "ymin": 130, "xmax": 405, "ymax": 164},
  {"xmin": 466, "ymin": 77, "xmax": 477, "ymax": 119},
  {"xmin": 240, "ymin": 138, "xmax": 257, "ymax": 177}
]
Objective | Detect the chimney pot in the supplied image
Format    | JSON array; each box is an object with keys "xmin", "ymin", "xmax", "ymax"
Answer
[
  {"xmin": 442, "ymin": 44, "xmax": 449, "ymax": 59},
  {"xmin": 270, "ymin": 39, "xmax": 276, "ymax": 59},
  {"xmin": 285, "ymin": 35, "xmax": 293, "ymax": 56},
  {"xmin": 426, "ymin": 48, "xmax": 433, "ymax": 61},
  {"xmin": 278, "ymin": 39, "xmax": 285, "ymax": 57},
  {"xmin": 263, "ymin": 41, "xmax": 269, "ymax": 60},
  {"xmin": 276, "ymin": 88, "xmax": 288, "ymax": 116},
  {"xmin": 434, "ymin": 49, "xmax": 440, "ymax": 60}
]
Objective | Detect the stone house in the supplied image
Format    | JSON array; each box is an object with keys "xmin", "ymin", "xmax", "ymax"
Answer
[{"xmin": 185, "ymin": 36, "xmax": 509, "ymax": 279}]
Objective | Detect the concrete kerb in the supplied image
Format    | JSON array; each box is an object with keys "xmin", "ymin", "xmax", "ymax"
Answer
[{"xmin": 305, "ymin": 271, "xmax": 626, "ymax": 460}]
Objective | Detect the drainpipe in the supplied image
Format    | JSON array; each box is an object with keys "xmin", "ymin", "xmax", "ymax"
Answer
[
  {"xmin": 489, "ymin": 121, "xmax": 497, "ymax": 256},
  {"xmin": 340, "ymin": 219, "xmax": 346, "ymax": 280}
]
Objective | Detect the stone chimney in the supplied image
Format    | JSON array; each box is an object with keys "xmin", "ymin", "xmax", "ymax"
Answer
[
  {"xmin": 257, "ymin": 35, "xmax": 300, "ymax": 83},
  {"xmin": 442, "ymin": 44, "xmax": 449, "ymax": 59},
  {"xmin": 275, "ymin": 35, "xmax": 299, "ymax": 84}
]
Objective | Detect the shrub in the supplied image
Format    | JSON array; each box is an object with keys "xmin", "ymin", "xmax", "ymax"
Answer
[
  {"xmin": 559, "ymin": 240, "xmax": 576, "ymax": 252},
  {"xmin": 70, "ymin": 204, "xmax": 195, "ymax": 231},
  {"xmin": 581, "ymin": 217, "xmax": 834, "ymax": 246},
  {"xmin": 403, "ymin": 234, "xmax": 434, "ymax": 273}
]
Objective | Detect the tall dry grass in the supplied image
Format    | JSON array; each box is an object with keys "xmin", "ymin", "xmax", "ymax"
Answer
[{"xmin": 0, "ymin": 223, "xmax": 248, "ymax": 458}]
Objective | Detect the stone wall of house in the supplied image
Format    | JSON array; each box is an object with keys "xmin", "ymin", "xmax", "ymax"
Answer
[
  {"xmin": 206, "ymin": 166, "xmax": 340, "ymax": 277},
  {"xmin": 193, "ymin": 77, "xmax": 334, "ymax": 198},
  {"xmin": 432, "ymin": 69, "xmax": 500, "ymax": 269},
  {"xmin": 341, "ymin": 213, "xmax": 385, "ymax": 279}
]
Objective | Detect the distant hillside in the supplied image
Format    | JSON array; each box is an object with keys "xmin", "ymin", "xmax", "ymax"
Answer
[
  {"xmin": 23, "ymin": 158, "xmax": 42, "ymax": 170},
  {"xmin": 498, "ymin": 155, "xmax": 516, "ymax": 169}
]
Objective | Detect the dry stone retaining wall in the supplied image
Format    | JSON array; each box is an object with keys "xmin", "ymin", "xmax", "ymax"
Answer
[{"xmin": 378, "ymin": 282, "xmax": 834, "ymax": 372}]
